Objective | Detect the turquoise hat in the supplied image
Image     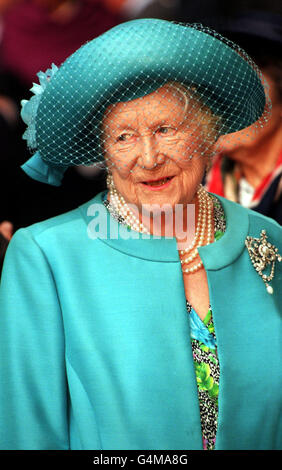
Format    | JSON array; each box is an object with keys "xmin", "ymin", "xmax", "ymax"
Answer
[{"xmin": 21, "ymin": 18, "xmax": 268, "ymax": 186}]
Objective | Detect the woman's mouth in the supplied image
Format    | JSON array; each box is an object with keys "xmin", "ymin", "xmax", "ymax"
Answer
[{"xmin": 140, "ymin": 176, "xmax": 175, "ymax": 191}]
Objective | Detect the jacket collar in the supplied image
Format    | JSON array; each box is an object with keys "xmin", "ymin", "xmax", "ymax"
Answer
[
  {"xmin": 79, "ymin": 191, "xmax": 249, "ymax": 269},
  {"xmin": 198, "ymin": 195, "xmax": 249, "ymax": 269}
]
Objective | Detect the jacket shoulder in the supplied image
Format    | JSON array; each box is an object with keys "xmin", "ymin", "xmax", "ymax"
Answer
[
  {"xmin": 24, "ymin": 192, "xmax": 106, "ymax": 240},
  {"xmin": 24, "ymin": 207, "xmax": 83, "ymax": 238}
]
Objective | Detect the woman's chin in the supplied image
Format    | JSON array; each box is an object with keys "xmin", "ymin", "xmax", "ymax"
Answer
[
  {"xmin": 136, "ymin": 194, "xmax": 182, "ymax": 213},
  {"xmin": 133, "ymin": 180, "xmax": 177, "ymax": 206}
]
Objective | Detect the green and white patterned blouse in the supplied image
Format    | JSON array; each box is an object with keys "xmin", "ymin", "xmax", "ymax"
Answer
[{"xmin": 187, "ymin": 196, "xmax": 226, "ymax": 450}]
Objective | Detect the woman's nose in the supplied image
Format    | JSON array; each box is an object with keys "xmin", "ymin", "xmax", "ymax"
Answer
[{"xmin": 137, "ymin": 134, "xmax": 164, "ymax": 169}]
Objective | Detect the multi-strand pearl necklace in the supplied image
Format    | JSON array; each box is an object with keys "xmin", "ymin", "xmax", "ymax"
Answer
[
  {"xmin": 107, "ymin": 174, "xmax": 214, "ymax": 274},
  {"xmin": 179, "ymin": 185, "xmax": 213, "ymax": 274},
  {"xmin": 107, "ymin": 174, "xmax": 150, "ymax": 234}
]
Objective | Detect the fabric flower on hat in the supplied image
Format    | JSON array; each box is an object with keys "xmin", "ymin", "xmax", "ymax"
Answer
[
  {"xmin": 21, "ymin": 63, "xmax": 58, "ymax": 150},
  {"xmin": 20, "ymin": 63, "xmax": 67, "ymax": 187}
]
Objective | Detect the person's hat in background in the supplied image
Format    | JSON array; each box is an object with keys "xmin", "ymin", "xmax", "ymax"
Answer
[{"xmin": 213, "ymin": 10, "xmax": 282, "ymax": 59}]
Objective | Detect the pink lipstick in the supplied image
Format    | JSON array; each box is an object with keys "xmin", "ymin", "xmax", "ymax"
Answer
[{"xmin": 140, "ymin": 176, "xmax": 175, "ymax": 191}]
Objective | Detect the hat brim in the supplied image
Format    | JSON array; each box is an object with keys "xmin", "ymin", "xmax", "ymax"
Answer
[{"xmin": 36, "ymin": 18, "xmax": 266, "ymax": 167}]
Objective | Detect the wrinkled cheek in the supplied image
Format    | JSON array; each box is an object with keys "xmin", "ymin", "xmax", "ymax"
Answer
[
  {"xmin": 111, "ymin": 168, "xmax": 131, "ymax": 189},
  {"xmin": 161, "ymin": 139, "xmax": 197, "ymax": 165},
  {"xmin": 111, "ymin": 150, "xmax": 140, "ymax": 175},
  {"xmin": 120, "ymin": 181, "xmax": 140, "ymax": 207}
]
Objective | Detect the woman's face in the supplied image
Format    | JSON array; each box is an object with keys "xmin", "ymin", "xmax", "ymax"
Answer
[{"xmin": 103, "ymin": 85, "xmax": 215, "ymax": 210}]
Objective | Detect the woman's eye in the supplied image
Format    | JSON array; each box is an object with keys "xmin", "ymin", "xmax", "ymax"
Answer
[
  {"xmin": 156, "ymin": 127, "xmax": 175, "ymax": 136},
  {"xmin": 117, "ymin": 133, "xmax": 135, "ymax": 142}
]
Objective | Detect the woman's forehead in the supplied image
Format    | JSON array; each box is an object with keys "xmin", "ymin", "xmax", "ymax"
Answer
[{"xmin": 103, "ymin": 85, "xmax": 187, "ymax": 128}]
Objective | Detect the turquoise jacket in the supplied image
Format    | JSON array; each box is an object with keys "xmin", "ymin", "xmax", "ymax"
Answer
[{"xmin": 0, "ymin": 192, "xmax": 281, "ymax": 450}]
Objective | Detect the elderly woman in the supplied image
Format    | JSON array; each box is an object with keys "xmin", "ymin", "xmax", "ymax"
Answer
[{"xmin": 0, "ymin": 19, "xmax": 281, "ymax": 451}]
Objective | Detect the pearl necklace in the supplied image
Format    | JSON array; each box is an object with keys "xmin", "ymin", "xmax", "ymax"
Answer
[
  {"xmin": 107, "ymin": 174, "xmax": 150, "ymax": 234},
  {"xmin": 107, "ymin": 174, "xmax": 213, "ymax": 274},
  {"xmin": 179, "ymin": 185, "xmax": 213, "ymax": 274}
]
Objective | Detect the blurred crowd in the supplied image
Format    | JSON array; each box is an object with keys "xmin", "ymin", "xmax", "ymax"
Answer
[{"xmin": 0, "ymin": 0, "xmax": 281, "ymax": 272}]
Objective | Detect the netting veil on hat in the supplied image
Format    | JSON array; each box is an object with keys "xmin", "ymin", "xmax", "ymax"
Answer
[{"xmin": 20, "ymin": 18, "xmax": 271, "ymax": 186}]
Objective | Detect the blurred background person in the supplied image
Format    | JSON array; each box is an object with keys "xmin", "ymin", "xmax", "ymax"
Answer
[
  {"xmin": 0, "ymin": 0, "xmax": 123, "ymax": 233},
  {"xmin": 203, "ymin": 10, "xmax": 282, "ymax": 224}
]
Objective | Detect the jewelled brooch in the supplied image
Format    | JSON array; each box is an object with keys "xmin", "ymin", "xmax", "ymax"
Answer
[{"xmin": 245, "ymin": 230, "xmax": 281, "ymax": 294}]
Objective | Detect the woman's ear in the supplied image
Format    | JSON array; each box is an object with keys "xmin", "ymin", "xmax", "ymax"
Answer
[{"xmin": 204, "ymin": 153, "xmax": 213, "ymax": 176}]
